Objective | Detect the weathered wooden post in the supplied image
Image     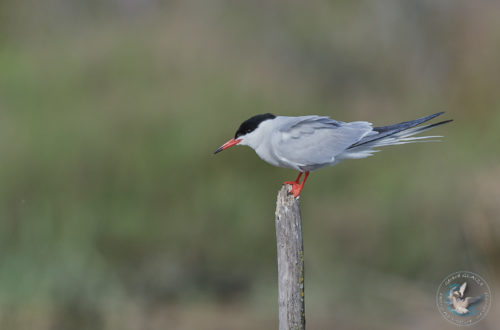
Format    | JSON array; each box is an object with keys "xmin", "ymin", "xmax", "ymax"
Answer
[{"xmin": 275, "ymin": 185, "xmax": 305, "ymax": 330}]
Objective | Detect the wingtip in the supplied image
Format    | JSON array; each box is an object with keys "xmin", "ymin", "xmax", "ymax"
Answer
[
  {"xmin": 428, "ymin": 111, "xmax": 445, "ymax": 120},
  {"xmin": 434, "ymin": 119, "xmax": 454, "ymax": 126},
  {"xmin": 421, "ymin": 112, "xmax": 452, "ymax": 125}
]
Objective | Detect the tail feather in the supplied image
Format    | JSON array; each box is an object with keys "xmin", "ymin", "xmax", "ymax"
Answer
[
  {"xmin": 343, "ymin": 113, "xmax": 452, "ymax": 159},
  {"xmin": 372, "ymin": 112, "xmax": 445, "ymax": 135},
  {"xmin": 348, "ymin": 113, "xmax": 452, "ymax": 150}
]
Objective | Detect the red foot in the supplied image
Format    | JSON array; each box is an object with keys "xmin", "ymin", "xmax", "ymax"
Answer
[
  {"xmin": 289, "ymin": 182, "xmax": 303, "ymax": 198},
  {"xmin": 283, "ymin": 172, "xmax": 309, "ymax": 198}
]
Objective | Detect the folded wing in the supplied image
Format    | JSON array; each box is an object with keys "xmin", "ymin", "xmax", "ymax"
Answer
[{"xmin": 272, "ymin": 116, "xmax": 374, "ymax": 168}]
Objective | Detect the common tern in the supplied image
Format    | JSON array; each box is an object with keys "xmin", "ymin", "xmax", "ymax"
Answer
[{"xmin": 214, "ymin": 112, "xmax": 452, "ymax": 197}]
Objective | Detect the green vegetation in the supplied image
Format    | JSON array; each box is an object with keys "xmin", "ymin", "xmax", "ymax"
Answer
[{"xmin": 1, "ymin": 1, "xmax": 499, "ymax": 329}]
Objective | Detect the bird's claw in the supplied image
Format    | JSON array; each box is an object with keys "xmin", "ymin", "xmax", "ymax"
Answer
[{"xmin": 284, "ymin": 182, "xmax": 302, "ymax": 198}]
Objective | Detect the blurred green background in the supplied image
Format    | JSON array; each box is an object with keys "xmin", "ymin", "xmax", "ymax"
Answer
[{"xmin": 1, "ymin": 1, "xmax": 499, "ymax": 329}]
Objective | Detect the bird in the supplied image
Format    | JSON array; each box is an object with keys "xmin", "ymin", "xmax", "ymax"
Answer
[
  {"xmin": 214, "ymin": 112, "xmax": 452, "ymax": 197},
  {"xmin": 448, "ymin": 282, "xmax": 483, "ymax": 315}
]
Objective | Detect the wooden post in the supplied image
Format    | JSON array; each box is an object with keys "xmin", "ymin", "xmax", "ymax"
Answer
[{"xmin": 275, "ymin": 185, "xmax": 305, "ymax": 330}]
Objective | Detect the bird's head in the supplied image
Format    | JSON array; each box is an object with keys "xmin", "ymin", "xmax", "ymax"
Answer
[{"xmin": 214, "ymin": 113, "xmax": 276, "ymax": 154}]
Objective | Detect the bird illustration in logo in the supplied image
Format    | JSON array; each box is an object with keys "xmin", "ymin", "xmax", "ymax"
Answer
[{"xmin": 448, "ymin": 282, "xmax": 483, "ymax": 315}]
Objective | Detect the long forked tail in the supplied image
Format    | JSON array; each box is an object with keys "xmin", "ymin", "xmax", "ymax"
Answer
[{"xmin": 346, "ymin": 112, "xmax": 452, "ymax": 156}]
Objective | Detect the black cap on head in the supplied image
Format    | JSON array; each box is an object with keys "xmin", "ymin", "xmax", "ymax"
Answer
[{"xmin": 235, "ymin": 113, "xmax": 276, "ymax": 139}]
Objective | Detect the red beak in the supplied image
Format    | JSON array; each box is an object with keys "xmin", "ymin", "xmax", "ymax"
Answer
[{"xmin": 214, "ymin": 138, "xmax": 242, "ymax": 154}]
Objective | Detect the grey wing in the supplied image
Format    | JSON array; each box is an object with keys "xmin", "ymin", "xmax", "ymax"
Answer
[
  {"xmin": 272, "ymin": 116, "xmax": 374, "ymax": 168},
  {"xmin": 464, "ymin": 296, "xmax": 482, "ymax": 307},
  {"xmin": 275, "ymin": 115, "xmax": 344, "ymax": 132}
]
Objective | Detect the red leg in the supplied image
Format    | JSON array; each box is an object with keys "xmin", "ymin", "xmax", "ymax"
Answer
[
  {"xmin": 283, "ymin": 172, "xmax": 302, "ymax": 185},
  {"xmin": 284, "ymin": 171, "xmax": 310, "ymax": 198}
]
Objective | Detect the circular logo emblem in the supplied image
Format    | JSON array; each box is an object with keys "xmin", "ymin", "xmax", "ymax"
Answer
[{"xmin": 436, "ymin": 271, "xmax": 491, "ymax": 326}]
